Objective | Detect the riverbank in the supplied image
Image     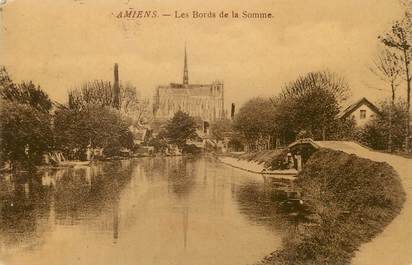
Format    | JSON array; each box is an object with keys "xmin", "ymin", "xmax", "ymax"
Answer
[
  {"xmin": 257, "ymin": 148, "xmax": 406, "ymax": 265},
  {"xmin": 218, "ymin": 156, "xmax": 297, "ymax": 177}
]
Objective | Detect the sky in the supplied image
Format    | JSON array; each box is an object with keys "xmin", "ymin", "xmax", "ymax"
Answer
[{"xmin": 0, "ymin": 0, "xmax": 407, "ymax": 109}]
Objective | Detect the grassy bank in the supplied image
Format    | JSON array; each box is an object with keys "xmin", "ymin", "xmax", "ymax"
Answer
[{"xmin": 258, "ymin": 149, "xmax": 406, "ymax": 265}]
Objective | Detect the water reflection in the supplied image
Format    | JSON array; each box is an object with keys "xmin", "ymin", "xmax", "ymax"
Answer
[{"xmin": 0, "ymin": 157, "xmax": 296, "ymax": 265}]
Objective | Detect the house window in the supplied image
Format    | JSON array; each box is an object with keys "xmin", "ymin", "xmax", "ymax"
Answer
[{"xmin": 360, "ymin": 110, "xmax": 366, "ymax": 119}]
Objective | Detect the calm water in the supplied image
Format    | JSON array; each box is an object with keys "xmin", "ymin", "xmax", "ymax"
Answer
[{"xmin": 0, "ymin": 157, "xmax": 291, "ymax": 265}]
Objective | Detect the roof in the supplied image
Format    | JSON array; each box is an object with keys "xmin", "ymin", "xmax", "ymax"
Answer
[
  {"xmin": 337, "ymin": 97, "xmax": 380, "ymax": 119},
  {"xmin": 288, "ymin": 139, "xmax": 372, "ymax": 155}
]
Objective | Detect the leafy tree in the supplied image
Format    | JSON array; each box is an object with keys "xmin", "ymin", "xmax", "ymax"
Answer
[
  {"xmin": 147, "ymin": 131, "xmax": 168, "ymax": 153},
  {"xmin": 0, "ymin": 70, "xmax": 52, "ymax": 113},
  {"xmin": 272, "ymin": 71, "xmax": 349, "ymax": 142},
  {"xmin": 233, "ymin": 97, "xmax": 277, "ymax": 150},
  {"xmin": 358, "ymin": 100, "xmax": 408, "ymax": 150},
  {"xmin": 164, "ymin": 111, "xmax": 198, "ymax": 148},
  {"xmin": 210, "ymin": 118, "xmax": 232, "ymax": 141},
  {"xmin": 54, "ymin": 105, "xmax": 133, "ymax": 158},
  {"xmin": 328, "ymin": 117, "xmax": 358, "ymax": 141},
  {"xmin": 0, "ymin": 67, "xmax": 53, "ymax": 166},
  {"xmin": 0, "ymin": 99, "xmax": 53, "ymax": 165}
]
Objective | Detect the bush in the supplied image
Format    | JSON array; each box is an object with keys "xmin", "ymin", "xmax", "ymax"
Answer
[
  {"xmin": 182, "ymin": 144, "xmax": 201, "ymax": 155},
  {"xmin": 0, "ymin": 99, "xmax": 53, "ymax": 165},
  {"xmin": 54, "ymin": 105, "xmax": 133, "ymax": 158},
  {"xmin": 258, "ymin": 148, "xmax": 405, "ymax": 265}
]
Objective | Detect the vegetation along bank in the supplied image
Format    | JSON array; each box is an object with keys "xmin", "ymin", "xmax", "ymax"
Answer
[{"xmin": 257, "ymin": 148, "xmax": 405, "ymax": 265}]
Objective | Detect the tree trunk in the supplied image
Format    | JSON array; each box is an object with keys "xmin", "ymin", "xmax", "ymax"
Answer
[
  {"xmin": 322, "ymin": 126, "xmax": 326, "ymax": 141},
  {"xmin": 403, "ymin": 48, "xmax": 411, "ymax": 153},
  {"xmin": 388, "ymin": 82, "xmax": 395, "ymax": 152}
]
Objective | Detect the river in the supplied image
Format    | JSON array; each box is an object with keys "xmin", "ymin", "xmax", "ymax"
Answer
[{"xmin": 0, "ymin": 156, "xmax": 293, "ymax": 265}]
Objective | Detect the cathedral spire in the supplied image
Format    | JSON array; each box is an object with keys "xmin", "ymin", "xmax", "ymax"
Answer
[{"xmin": 183, "ymin": 45, "xmax": 189, "ymax": 86}]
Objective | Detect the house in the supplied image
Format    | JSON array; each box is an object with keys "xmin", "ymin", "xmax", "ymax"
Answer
[{"xmin": 337, "ymin": 97, "xmax": 380, "ymax": 127}]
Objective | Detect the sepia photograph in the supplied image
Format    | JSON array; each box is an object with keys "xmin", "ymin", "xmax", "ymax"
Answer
[{"xmin": 0, "ymin": 0, "xmax": 412, "ymax": 265}]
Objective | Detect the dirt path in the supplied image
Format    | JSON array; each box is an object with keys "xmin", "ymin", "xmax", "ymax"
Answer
[{"xmin": 315, "ymin": 141, "xmax": 412, "ymax": 265}]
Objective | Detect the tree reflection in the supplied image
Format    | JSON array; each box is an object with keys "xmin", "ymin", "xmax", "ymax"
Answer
[
  {"xmin": 0, "ymin": 160, "xmax": 135, "ymax": 248},
  {"xmin": 235, "ymin": 179, "xmax": 313, "ymax": 249},
  {"xmin": 0, "ymin": 171, "xmax": 51, "ymax": 248},
  {"xmin": 167, "ymin": 157, "xmax": 196, "ymax": 200}
]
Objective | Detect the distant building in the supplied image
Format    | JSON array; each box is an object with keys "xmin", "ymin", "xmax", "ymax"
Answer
[
  {"xmin": 153, "ymin": 48, "xmax": 225, "ymax": 124},
  {"xmin": 337, "ymin": 97, "xmax": 380, "ymax": 127}
]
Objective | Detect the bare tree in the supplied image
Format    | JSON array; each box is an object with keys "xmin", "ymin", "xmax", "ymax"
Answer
[
  {"xmin": 68, "ymin": 80, "xmax": 114, "ymax": 109},
  {"xmin": 380, "ymin": 10, "xmax": 412, "ymax": 152},
  {"xmin": 133, "ymin": 98, "xmax": 152, "ymax": 126},
  {"xmin": 68, "ymin": 80, "xmax": 151, "ymax": 125},
  {"xmin": 370, "ymin": 47, "xmax": 403, "ymax": 151}
]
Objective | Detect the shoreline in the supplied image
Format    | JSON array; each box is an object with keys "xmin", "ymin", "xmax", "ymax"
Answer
[
  {"xmin": 218, "ymin": 156, "xmax": 297, "ymax": 178},
  {"xmin": 256, "ymin": 148, "xmax": 407, "ymax": 265}
]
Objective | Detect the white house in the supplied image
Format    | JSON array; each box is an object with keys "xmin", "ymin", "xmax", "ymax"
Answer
[{"xmin": 337, "ymin": 97, "xmax": 380, "ymax": 127}]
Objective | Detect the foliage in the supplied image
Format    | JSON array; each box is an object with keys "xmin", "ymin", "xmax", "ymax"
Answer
[
  {"xmin": 328, "ymin": 116, "xmax": 358, "ymax": 141},
  {"xmin": 0, "ymin": 99, "xmax": 53, "ymax": 164},
  {"xmin": 54, "ymin": 104, "xmax": 133, "ymax": 157},
  {"xmin": 227, "ymin": 134, "xmax": 245, "ymax": 152},
  {"xmin": 68, "ymin": 80, "xmax": 151, "ymax": 125},
  {"xmin": 163, "ymin": 111, "xmax": 198, "ymax": 148},
  {"xmin": 147, "ymin": 133, "xmax": 168, "ymax": 153},
  {"xmin": 182, "ymin": 144, "xmax": 202, "ymax": 155},
  {"xmin": 0, "ymin": 66, "xmax": 13, "ymax": 90},
  {"xmin": 0, "ymin": 71, "xmax": 52, "ymax": 113},
  {"xmin": 259, "ymin": 149, "xmax": 405, "ymax": 265},
  {"xmin": 0, "ymin": 67, "xmax": 53, "ymax": 166},
  {"xmin": 272, "ymin": 71, "xmax": 349, "ymax": 142},
  {"xmin": 233, "ymin": 97, "xmax": 277, "ymax": 149},
  {"xmin": 358, "ymin": 100, "xmax": 408, "ymax": 150},
  {"xmin": 210, "ymin": 118, "xmax": 232, "ymax": 141}
]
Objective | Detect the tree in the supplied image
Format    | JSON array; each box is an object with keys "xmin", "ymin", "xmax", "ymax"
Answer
[
  {"xmin": 272, "ymin": 71, "xmax": 350, "ymax": 142},
  {"xmin": 0, "ymin": 67, "xmax": 53, "ymax": 167},
  {"xmin": 370, "ymin": 47, "xmax": 403, "ymax": 151},
  {"xmin": 68, "ymin": 80, "xmax": 151, "ymax": 124},
  {"xmin": 54, "ymin": 105, "xmax": 133, "ymax": 158},
  {"xmin": 380, "ymin": 10, "xmax": 412, "ymax": 152},
  {"xmin": 0, "ymin": 66, "xmax": 13, "ymax": 90},
  {"xmin": 233, "ymin": 97, "xmax": 277, "ymax": 150},
  {"xmin": 0, "ymin": 77, "xmax": 52, "ymax": 113},
  {"xmin": 0, "ymin": 99, "xmax": 53, "ymax": 165},
  {"xmin": 358, "ymin": 99, "xmax": 408, "ymax": 150},
  {"xmin": 68, "ymin": 80, "xmax": 114, "ymax": 109},
  {"xmin": 164, "ymin": 111, "xmax": 198, "ymax": 149},
  {"xmin": 128, "ymin": 98, "xmax": 152, "ymax": 126},
  {"xmin": 210, "ymin": 118, "xmax": 232, "ymax": 141}
]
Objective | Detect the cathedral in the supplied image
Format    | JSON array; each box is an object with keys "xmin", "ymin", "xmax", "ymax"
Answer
[{"xmin": 153, "ymin": 48, "xmax": 225, "ymax": 123}]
